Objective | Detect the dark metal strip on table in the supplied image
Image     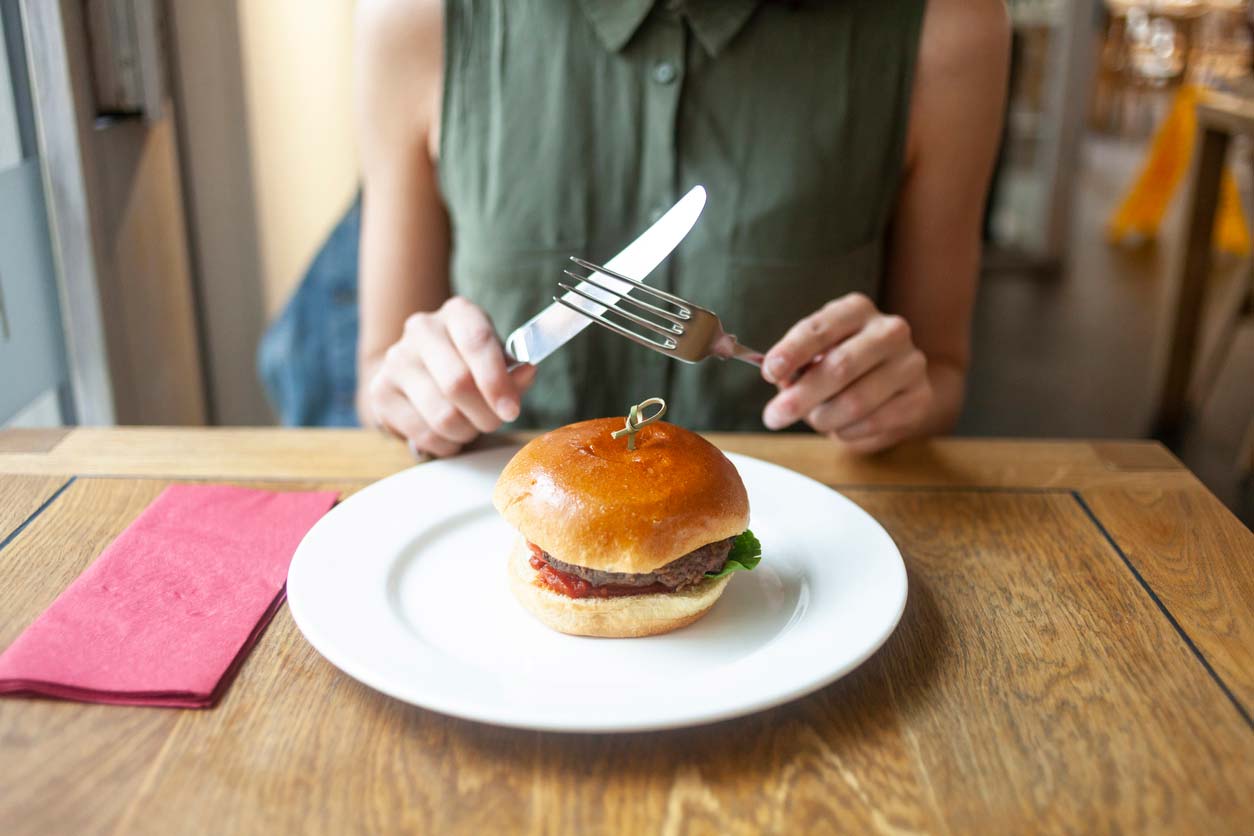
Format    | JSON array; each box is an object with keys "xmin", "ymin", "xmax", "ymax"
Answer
[
  {"xmin": 0, "ymin": 476, "xmax": 75, "ymax": 555},
  {"xmin": 1072, "ymin": 491, "xmax": 1253, "ymax": 731}
]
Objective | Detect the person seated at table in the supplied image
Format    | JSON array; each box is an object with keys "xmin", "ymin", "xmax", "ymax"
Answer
[{"xmin": 352, "ymin": 0, "xmax": 1009, "ymax": 457}]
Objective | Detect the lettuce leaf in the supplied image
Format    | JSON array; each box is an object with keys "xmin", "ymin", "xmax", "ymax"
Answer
[{"xmin": 705, "ymin": 529, "xmax": 761, "ymax": 579}]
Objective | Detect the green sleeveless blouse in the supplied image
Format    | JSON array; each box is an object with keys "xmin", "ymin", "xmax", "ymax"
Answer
[{"xmin": 440, "ymin": 0, "xmax": 925, "ymax": 430}]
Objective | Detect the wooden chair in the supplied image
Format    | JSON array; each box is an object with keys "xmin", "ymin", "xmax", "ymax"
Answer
[
  {"xmin": 1190, "ymin": 266, "xmax": 1253, "ymax": 474},
  {"xmin": 1193, "ymin": 264, "xmax": 1252, "ymax": 397},
  {"xmin": 1190, "ymin": 86, "xmax": 1254, "ymax": 476},
  {"xmin": 1154, "ymin": 88, "xmax": 1254, "ymax": 441},
  {"xmin": 1156, "ymin": 85, "xmax": 1254, "ymax": 477}
]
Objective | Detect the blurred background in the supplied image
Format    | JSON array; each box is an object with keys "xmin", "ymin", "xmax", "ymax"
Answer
[{"xmin": 0, "ymin": 0, "xmax": 1250, "ymax": 524}]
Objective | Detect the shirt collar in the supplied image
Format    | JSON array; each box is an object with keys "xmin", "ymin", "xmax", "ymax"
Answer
[{"xmin": 579, "ymin": 0, "xmax": 760, "ymax": 56}]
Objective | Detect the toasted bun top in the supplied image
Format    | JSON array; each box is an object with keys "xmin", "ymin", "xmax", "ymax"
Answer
[{"xmin": 492, "ymin": 418, "xmax": 749, "ymax": 574}]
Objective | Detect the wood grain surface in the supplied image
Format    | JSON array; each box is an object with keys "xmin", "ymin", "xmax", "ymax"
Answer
[
  {"xmin": 1081, "ymin": 486, "xmax": 1254, "ymax": 712},
  {"xmin": 0, "ymin": 475, "xmax": 69, "ymax": 546},
  {"xmin": 0, "ymin": 427, "xmax": 417, "ymax": 480},
  {"xmin": 0, "ymin": 429, "xmax": 70, "ymax": 454},
  {"xmin": 0, "ymin": 478, "xmax": 362, "ymax": 835},
  {"xmin": 0, "ymin": 428, "xmax": 1195, "ymax": 491},
  {"xmin": 0, "ymin": 432, "xmax": 1251, "ymax": 835}
]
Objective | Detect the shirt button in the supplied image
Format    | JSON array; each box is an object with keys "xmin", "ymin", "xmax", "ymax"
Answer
[{"xmin": 652, "ymin": 61, "xmax": 677, "ymax": 85}]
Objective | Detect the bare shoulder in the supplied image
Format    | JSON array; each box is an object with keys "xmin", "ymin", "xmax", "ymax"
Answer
[
  {"xmin": 916, "ymin": 0, "xmax": 1011, "ymax": 83},
  {"xmin": 906, "ymin": 0, "xmax": 1010, "ymax": 165},
  {"xmin": 356, "ymin": 0, "xmax": 442, "ymax": 57},
  {"xmin": 355, "ymin": 0, "xmax": 443, "ymax": 152}
]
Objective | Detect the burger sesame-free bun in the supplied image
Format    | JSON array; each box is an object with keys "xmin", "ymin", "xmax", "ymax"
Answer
[
  {"xmin": 507, "ymin": 539, "xmax": 731, "ymax": 638},
  {"xmin": 492, "ymin": 418, "xmax": 749, "ymax": 574}
]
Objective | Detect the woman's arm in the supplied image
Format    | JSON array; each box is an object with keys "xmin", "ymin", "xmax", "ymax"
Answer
[
  {"xmin": 760, "ymin": 0, "xmax": 1010, "ymax": 452},
  {"xmin": 355, "ymin": 0, "xmax": 449, "ymax": 410},
  {"xmin": 354, "ymin": 0, "xmax": 535, "ymax": 456},
  {"xmin": 882, "ymin": 0, "xmax": 1012, "ymax": 436}
]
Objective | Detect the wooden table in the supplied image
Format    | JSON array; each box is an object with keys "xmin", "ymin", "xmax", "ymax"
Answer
[
  {"xmin": 1155, "ymin": 87, "xmax": 1254, "ymax": 439},
  {"xmin": 1, "ymin": 428, "xmax": 1251, "ymax": 834}
]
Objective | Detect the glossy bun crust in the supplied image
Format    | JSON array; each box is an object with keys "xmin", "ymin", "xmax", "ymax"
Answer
[
  {"xmin": 492, "ymin": 418, "xmax": 749, "ymax": 573},
  {"xmin": 507, "ymin": 539, "xmax": 731, "ymax": 637}
]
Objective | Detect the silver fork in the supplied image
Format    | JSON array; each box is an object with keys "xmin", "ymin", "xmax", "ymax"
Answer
[{"xmin": 555, "ymin": 257, "xmax": 764, "ymax": 367}]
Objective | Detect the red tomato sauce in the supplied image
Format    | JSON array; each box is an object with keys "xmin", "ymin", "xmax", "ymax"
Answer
[{"xmin": 527, "ymin": 544, "xmax": 670, "ymax": 599}]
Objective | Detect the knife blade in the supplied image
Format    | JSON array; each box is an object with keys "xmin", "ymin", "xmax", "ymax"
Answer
[{"xmin": 504, "ymin": 186, "xmax": 707, "ymax": 367}]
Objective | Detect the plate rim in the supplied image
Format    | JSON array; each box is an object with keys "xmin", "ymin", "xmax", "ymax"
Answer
[{"xmin": 287, "ymin": 446, "xmax": 908, "ymax": 733}]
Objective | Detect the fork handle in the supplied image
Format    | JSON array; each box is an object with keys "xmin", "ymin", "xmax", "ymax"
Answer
[{"xmin": 722, "ymin": 336, "xmax": 765, "ymax": 368}]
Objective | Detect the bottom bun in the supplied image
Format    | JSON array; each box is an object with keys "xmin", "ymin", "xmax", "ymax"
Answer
[{"xmin": 507, "ymin": 539, "xmax": 732, "ymax": 638}]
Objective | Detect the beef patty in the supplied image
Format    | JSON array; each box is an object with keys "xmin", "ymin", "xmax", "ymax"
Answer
[{"xmin": 538, "ymin": 537, "xmax": 735, "ymax": 590}]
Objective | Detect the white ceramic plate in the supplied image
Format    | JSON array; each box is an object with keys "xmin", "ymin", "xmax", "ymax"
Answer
[{"xmin": 287, "ymin": 447, "xmax": 907, "ymax": 733}]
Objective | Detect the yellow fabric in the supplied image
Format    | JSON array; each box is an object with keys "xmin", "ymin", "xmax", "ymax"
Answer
[
  {"xmin": 1216, "ymin": 163, "xmax": 1250, "ymax": 255},
  {"xmin": 1107, "ymin": 85, "xmax": 1250, "ymax": 256}
]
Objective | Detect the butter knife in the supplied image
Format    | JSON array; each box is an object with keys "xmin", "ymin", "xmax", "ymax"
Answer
[{"xmin": 504, "ymin": 186, "xmax": 707, "ymax": 368}]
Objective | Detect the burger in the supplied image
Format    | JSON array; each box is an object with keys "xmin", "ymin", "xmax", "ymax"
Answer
[{"xmin": 492, "ymin": 416, "xmax": 762, "ymax": 638}]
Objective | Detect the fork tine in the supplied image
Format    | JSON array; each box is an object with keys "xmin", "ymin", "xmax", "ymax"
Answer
[
  {"xmin": 569, "ymin": 257, "xmax": 693, "ymax": 313},
  {"xmin": 557, "ymin": 282, "xmax": 683, "ymax": 339},
  {"xmin": 562, "ymin": 270, "xmax": 688, "ymax": 327},
  {"xmin": 555, "ymin": 296, "xmax": 679, "ymax": 354}
]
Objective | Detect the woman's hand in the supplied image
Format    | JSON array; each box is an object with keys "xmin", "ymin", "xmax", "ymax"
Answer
[
  {"xmin": 751, "ymin": 0, "xmax": 1007, "ymax": 453},
  {"xmin": 760, "ymin": 293, "xmax": 936, "ymax": 454},
  {"xmin": 365, "ymin": 297, "xmax": 538, "ymax": 457}
]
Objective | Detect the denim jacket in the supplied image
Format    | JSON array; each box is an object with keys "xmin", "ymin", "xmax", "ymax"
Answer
[{"xmin": 257, "ymin": 194, "xmax": 361, "ymax": 427}]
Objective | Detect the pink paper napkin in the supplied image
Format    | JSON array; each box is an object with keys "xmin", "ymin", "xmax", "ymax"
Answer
[{"xmin": 0, "ymin": 484, "xmax": 337, "ymax": 708}]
